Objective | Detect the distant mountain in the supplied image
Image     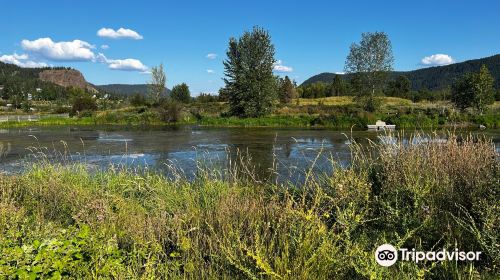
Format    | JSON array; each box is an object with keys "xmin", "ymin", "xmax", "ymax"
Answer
[
  {"xmin": 302, "ymin": 54, "xmax": 500, "ymax": 90},
  {"xmin": 96, "ymin": 84, "xmax": 170, "ymax": 96}
]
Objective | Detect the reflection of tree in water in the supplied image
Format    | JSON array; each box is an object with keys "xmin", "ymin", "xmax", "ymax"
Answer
[
  {"xmin": 219, "ymin": 129, "xmax": 277, "ymax": 182},
  {"xmin": 0, "ymin": 141, "xmax": 12, "ymax": 159}
]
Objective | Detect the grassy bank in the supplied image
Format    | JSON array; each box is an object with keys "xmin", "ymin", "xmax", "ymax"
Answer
[
  {"xmin": 1, "ymin": 98, "xmax": 499, "ymax": 129},
  {"xmin": 0, "ymin": 132, "xmax": 498, "ymax": 279}
]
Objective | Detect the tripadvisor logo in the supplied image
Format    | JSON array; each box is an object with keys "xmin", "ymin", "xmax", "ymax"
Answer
[{"xmin": 375, "ymin": 244, "xmax": 482, "ymax": 267}]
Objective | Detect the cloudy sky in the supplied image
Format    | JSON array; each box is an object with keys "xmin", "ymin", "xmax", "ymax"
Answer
[{"xmin": 1, "ymin": 0, "xmax": 499, "ymax": 95}]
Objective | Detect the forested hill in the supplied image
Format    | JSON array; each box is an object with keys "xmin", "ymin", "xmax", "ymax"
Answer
[
  {"xmin": 0, "ymin": 62, "xmax": 95, "ymax": 92},
  {"xmin": 302, "ymin": 54, "xmax": 500, "ymax": 90},
  {"xmin": 96, "ymin": 84, "xmax": 170, "ymax": 96}
]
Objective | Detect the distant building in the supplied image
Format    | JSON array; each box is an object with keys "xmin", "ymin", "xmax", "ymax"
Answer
[
  {"xmin": 0, "ymin": 85, "xmax": 4, "ymax": 91},
  {"xmin": 35, "ymin": 88, "xmax": 42, "ymax": 93},
  {"xmin": 27, "ymin": 93, "xmax": 33, "ymax": 101}
]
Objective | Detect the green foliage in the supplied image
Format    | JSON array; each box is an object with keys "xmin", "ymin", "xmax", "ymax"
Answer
[
  {"xmin": 344, "ymin": 31, "xmax": 394, "ymax": 99},
  {"xmin": 195, "ymin": 93, "xmax": 220, "ymax": 103},
  {"xmin": 160, "ymin": 100, "xmax": 183, "ymax": 122},
  {"xmin": 0, "ymin": 62, "xmax": 73, "ymax": 101},
  {"xmin": 299, "ymin": 82, "xmax": 329, "ymax": 98},
  {"xmin": 303, "ymin": 54, "xmax": 500, "ymax": 91},
  {"xmin": 71, "ymin": 94, "xmax": 97, "ymax": 117},
  {"xmin": 278, "ymin": 75, "xmax": 296, "ymax": 103},
  {"xmin": 386, "ymin": 75, "xmax": 411, "ymax": 97},
  {"xmin": 148, "ymin": 64, "xmax": 167, "ymax": 104},
  {"xmin": 330, "ymin": 74, "xmax": 348, "ymax": 96},
  {"xmin": 223, "ymin": 26, "xmax": 277, "ymax": 117},
  {"xmin": 452, "ymin": 65, "xmax": 495, "ymax": 113},
  {"xmin": 129, "ymin": 93, "xmax": 148, "ymax": 107},
  {"xmin": 0, "ymin": 133, "xmax": 497, "ymax": 278},
  {"xmin": 170, "ymin": 83, "xmax": 191, "ymax": 103}
]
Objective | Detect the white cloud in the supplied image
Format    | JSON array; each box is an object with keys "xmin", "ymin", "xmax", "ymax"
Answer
[
  {"xmin": 21, "ymin": 37, "xmax": 95, "ymax": 61},
  {"xmin": 0, "ymin": 53, "xmax": 48, "ymax": 68},
  {"xmin": 421, "ymin": 54, "xmax": 455, "ymax": 66},
  {"xmin": 100, "ymin": 44, "xmax": 109, "ymax": 50},
  {"xmin": 97, "ymin": 53, "xmax": 148, "ymax": 72},
  {"xmin": 206, "ymin": 53, "xmax": 217, "ymax": 60},
  {"xmin": 206, "ymin": 69, "xmax": 214, "ymax": 74},
  {"xmin": 97, "ymin": 28, "xmax": 143, "ymax": 40},
  {"xmin": 273, "ymin": 60, "xmax": 293, "ymax": 72}
]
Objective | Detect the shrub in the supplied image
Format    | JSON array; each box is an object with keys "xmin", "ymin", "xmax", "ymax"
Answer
[
  {"xmin": 159, "ymin": 100, "xmax": 183, "ymax": 122},
  {"xmin": 71, "ymin": 96, "xmax": 97, "ymax": 117},
  {"xmin": 129, "ymin": 93, "xmax": 148, "ymax": 107}
]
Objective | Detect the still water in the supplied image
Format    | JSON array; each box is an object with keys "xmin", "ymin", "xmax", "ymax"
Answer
[{"xmin": 1, "ymin": 126, "xmax": 499, "ymax": 181}]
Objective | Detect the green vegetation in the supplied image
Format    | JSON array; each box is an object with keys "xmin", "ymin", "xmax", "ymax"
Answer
[
  {"xmin": 451, "ymin": 65, "xmax": 495, "ymax": 113},
  {"xmin": 223, "ymin": 26, "xmax": 277, "ymax": 117},
  {"xmin": 345, "ymin": 31, "xmax": 394, "ymax": 112},
  {"xmin": 170, "ymin": 83, "xmax": 191, "ymax": 103},
  {"xmin": 148, "ymin": 64, "xmax": 167, "ymax": 104},
  {"xmin": 0, "ymin": 132, "xmax": 497, "ymax": 279},
  {"xmin": 1, "ymin": 29, "xmax": 499, "ymax": 130},
  {"xmin": 277, "ymin": 76, "xmax": 297, "ymax": 104},
  {"xmin": 302, "ymin": 54, "xmax": 500, "ymax": 90}
]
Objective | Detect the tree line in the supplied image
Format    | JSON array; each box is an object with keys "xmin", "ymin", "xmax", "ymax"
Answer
[{"xmin": 220, "ymin": 27, "xmax": 498, "ymax": 115}]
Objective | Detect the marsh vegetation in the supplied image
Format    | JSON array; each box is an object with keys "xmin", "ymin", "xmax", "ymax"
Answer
[{"xmin": 0, "ymin": 132, "xmax": 498, "ymax": 279}]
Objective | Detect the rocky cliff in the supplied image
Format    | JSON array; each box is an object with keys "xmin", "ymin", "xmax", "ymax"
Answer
[{"xmin": 39, "ymin": 69, "xmax": 97, "ymax": 92}]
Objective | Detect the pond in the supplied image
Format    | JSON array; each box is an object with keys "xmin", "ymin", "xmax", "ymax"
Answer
[{"xmin": 1, "ymin": 126, "xmax": 499, "ymax": 182}]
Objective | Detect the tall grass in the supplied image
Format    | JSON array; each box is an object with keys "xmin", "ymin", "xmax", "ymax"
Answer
[{"xmin": 0, "ymin": 132, "xmax": 498, "ymax": 279}]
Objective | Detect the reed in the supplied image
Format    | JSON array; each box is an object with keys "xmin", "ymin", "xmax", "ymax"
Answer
[{"xmin": 0, "ymin": 131, "xmax": 498, "ymax": 279}]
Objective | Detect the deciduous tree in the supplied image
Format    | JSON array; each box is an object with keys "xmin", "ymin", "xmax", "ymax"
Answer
[
  {"xmin": 451, "ymin": 65, "xmax": 495, "ymax": 113},
  {"xmin": 223, "ymin": 26, "xmax": 277, "ymax": 117},
  {"xmin": 171, "ymin": 83, "xmax": 191, "ymax": 103},
  {"xmin": 345, "ymin": 32, "xmax": 394, "ymax": 111},
  {"xmin": 148, "ymin": 64, "xmax": 166, "ymax": 104}
]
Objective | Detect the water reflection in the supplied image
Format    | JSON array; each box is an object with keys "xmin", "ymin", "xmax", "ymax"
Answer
[{"xmin": 0, "ymin": 126, "xmax": 498, "ymax": 181}]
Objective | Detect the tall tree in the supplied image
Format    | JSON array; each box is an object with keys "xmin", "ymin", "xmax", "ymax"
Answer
[
  {"xmin": 344, "ymin": 32, "xmax": 394, "ymax": 111},
  {"xmin": 330, "ymin": 74, "xmax": 347, "ymax": 96},
  {"xmin": 223, "ymin": 26, "xmax": 277, "ymax": 117},
  {"xmin": 171, "ymin": 83, "xmax": 191, "ymax": 103},
  {"xmin": 473, "ymin": 65, "xmax": 495, "ymax": 113},
  {"xmin": 148, "ymin": 64, "xmax": 166, "ymax": 104},
  {"xmin": 451, "ymin": 65, "xmax": 495, "ymax": 113},
  {"xmin": 451, "ymin": 73, "xmax": 476, "ymax": 111},
  {"xmin": 278, "ymin": 76, "xmax": 296, "ymax": 103}
]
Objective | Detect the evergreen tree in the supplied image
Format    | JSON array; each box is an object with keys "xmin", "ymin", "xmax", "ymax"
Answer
[
  {"xmin": 278, "ymin": 76, "xmax": 296, "ymax": 103},
  {"xmin": 223, "ymin": 26, "xmax": 277, "ymax": 117},
  {"xmin": 387, "ymin": 75, "xmax": 411, "ymax": 97},
  {"xmin": 330, "ymin": 75, "xmax": 347, "ymax": 96}
]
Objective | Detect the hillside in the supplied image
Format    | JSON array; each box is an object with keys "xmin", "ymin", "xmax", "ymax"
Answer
[
  {"xmin": 0, "ymin": 62, "xmax": 96, "ymax": 94},
  {"xmin": 39, "ymin": 69, "xmax": 97, "ymax": 92},
  {"xmin": 302, "ymin": 54, "xmax": 500, "ymax": 90},
  {"xmin": 96, "ymin": 84, "xmax": 170, "ymax": 96}
]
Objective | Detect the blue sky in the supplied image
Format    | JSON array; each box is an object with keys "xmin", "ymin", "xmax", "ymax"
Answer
[{"xmin": 1, "ymin": 0, "xmax": 499, "ymax": 95}]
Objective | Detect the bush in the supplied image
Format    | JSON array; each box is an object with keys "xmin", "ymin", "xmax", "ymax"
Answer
[
  {"xmin": 159, "ymin": 100, "xmax": 183, "ymax": 122},
  {"xmin": 52, "ymin": 106, "xmax": 71, "ymax": 114},
  {"xmin": 71, "ymin": 96, "xmax": 97, "ymax": 117}
]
